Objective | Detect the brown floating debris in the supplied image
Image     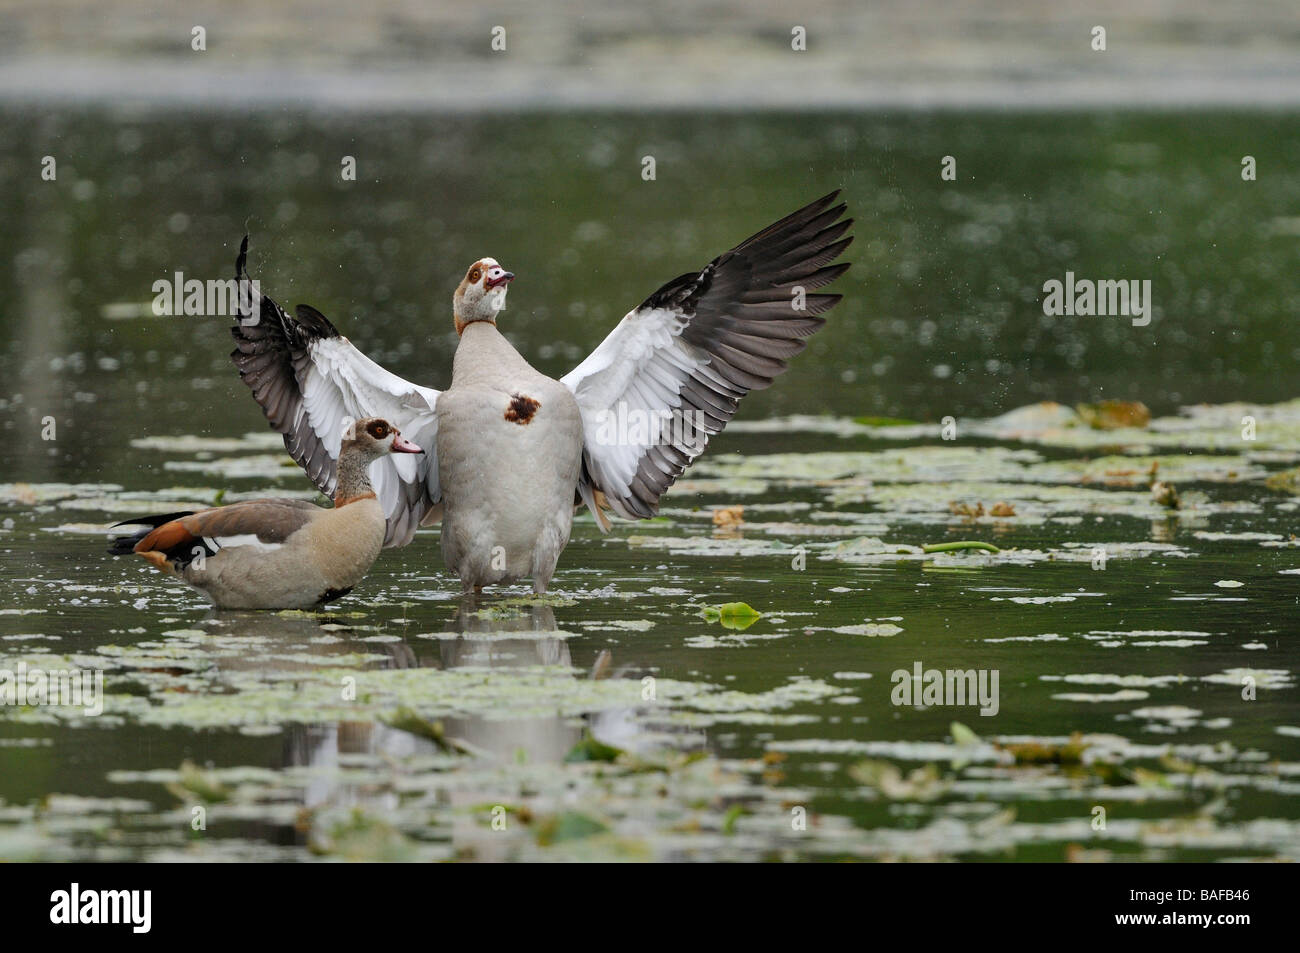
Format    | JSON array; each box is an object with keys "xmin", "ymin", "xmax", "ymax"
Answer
[
  {"xmin": 1151, "ymin": 480, "xmax": 1180, "ymax": 509},
  {"xmin": 712, "ymin": 505, "xmax": 745, "ymax": 528},
  {"xmin": 1076, "ymin": 399, "xmax": 1151, "ymax": 430}
]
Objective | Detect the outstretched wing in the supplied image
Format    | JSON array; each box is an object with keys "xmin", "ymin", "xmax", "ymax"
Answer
[
  {"xmin": 231, "ymin": 238, "xmax": 441, "ymax": 546},
  {"xmin": 560, "ymin": 192, "xmax": 852, "ymax": 524}
]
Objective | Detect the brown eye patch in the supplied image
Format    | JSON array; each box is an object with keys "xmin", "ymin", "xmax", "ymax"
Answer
[
  {"xmin": 468, "ymin": 267, "xmax": 482, "ymax": 284},
  {"xmin": 366, "ymin": 421, "xmax": 389, "ymax": 439}
]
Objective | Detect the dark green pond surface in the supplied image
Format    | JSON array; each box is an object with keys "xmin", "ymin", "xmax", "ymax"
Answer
[{"xmin": 0, "ymin": 108, "xmax": 1298, "ymax": 861}]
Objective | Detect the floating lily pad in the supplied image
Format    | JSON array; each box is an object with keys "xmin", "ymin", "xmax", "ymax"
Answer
[{"xmin": 698, "ymin": 602, "xmax": 763, "ymax": 630}]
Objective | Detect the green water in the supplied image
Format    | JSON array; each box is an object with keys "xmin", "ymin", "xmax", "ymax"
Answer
[{"xmin": 0, "ymin": 108, "xmax": 1298, "ymax": 861}]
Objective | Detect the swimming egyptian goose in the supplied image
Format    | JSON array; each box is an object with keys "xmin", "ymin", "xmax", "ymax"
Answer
[
  {"xmin": 108, "ymin": 417, "xmax": 423, "ymax": 608},
  {"xmin": 231, "ymin": 192, "xmax": 852, "ymax": 594}
]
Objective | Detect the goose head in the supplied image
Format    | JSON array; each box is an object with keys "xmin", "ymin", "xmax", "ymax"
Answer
[
  {"xmin": 342, "ymin": 417, "xmax": 423, "ymax": 461},
  {"xmin": 453, "ymin": 258, "xmax": 514, "ymax": 334}
]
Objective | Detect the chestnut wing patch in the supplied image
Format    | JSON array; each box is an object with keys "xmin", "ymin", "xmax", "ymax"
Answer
[{"xmin": 505, "ymin": 393, "xmax": 541, "ymax": 425}]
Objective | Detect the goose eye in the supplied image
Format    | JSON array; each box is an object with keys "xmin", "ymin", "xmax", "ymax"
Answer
[
  {"xmin": 469, "ymin": 268, "xmax": 481, "ymax": 284},
  {"xmin": 367, "ymin": 422, "xmax": 387, "ymax": 439}
]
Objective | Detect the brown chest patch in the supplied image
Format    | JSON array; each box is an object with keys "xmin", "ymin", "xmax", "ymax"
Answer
[{"xmin": 505, "ymin": 393, "xmax": 541, "ymax": 425}]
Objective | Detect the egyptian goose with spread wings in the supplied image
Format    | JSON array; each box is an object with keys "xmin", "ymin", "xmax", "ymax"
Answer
[
  {"xmin": 108, "ymin": 418, "xmax": 422, "ymax": 608},
  {"xmin": 230, "ymin": 192, "xmax": 852, "ymax": 594}
]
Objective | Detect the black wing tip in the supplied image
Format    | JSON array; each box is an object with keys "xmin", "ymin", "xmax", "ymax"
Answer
[
  {"xmin": 807, "ymin": 189, "xmax": 841, "ymax": 210},
  {"xmin": 781, "ymin": 190, "xmax": 842, "ymax": 225},
  {"xmin": 734, "ymin": 194, "xmax": 851, "ymax": 257},
  {"xmin": 797, "ymin": 191, "xmax": 846, "ymax": 222},
  {"xmin": 107, "ymin": 536, "xmax": 139, "ymax": 556},
  {"xmin": 230, "ymin": 239, "xmax": 341, "ymax": 344},
  {"xmin": 236, "ymin": 234, "xmax": 250, "ymax": 278},
  {"xmin": 591, "ymin": 189, "xmax": 852, "ymax": 520},
  {"xmin": 294, "ymin": 304, "xmax": 342, "ymax": 339},
  {"xmin": 807, "ymin": 262, "xmax": 852, "ymax": 286},
  {"xmin": 109, "ymin": 511, "xmax": 196, "ymax": 531}
]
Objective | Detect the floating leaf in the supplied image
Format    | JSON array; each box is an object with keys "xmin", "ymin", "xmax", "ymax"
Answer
[
  {"xmin": 997, "ymin": 733, "xmax": 1089, "ymax": 766},
  {"xmin": 722, "ymin": 803, "xmax": 751, "ymax": 834},
  {"xmin": 699, "ymin": 602, "xmax": 763, "ymax": 630},
  {"xmin": 852, "ymin": 416, "xmax": 920, "ymax": 427},
  {"xmin": 564, "ymin": 734, "xmax": 624, "ymax": 764},
  {"xmin": 922, "ymin": 540, "xmax": 1000, "ymax": 554},
  {"xmin": 535, "ymin": 811, "xmax": 610, "ymax": 846},
  {"xmin": 848, "ymin": 760, "xmax": 947, "ymax": 801},
  {"xmin": 950, "ymin": 721, "xmax": 982, "ymax": 746},
  {"xmin": 1265, "ymin": 467, "xmax": 1300, "ymax": 495},
  {"xmin": 164, "ymin": 760, "xmax": 230, "ymax": 804},
  {"xmin": 949, "ymin": 721, "xmax": 983, "ymax": 770},
  {"xmin": 381, "ymin": 706, "xmax": 472, "ymax": 755},
  {"xmin": 310, "ymin": 808, "xmax": 418, "ymax": 862}
]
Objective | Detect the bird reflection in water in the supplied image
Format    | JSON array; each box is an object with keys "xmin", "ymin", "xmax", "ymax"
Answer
[{"xmin": 204, "ymin": 601, "xmax": 635, "ymax": 832}]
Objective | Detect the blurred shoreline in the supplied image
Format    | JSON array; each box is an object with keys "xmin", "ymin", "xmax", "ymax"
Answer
[
  {"xmin": 2, "ymin": 0, "xmax": 1299, "ymax": 111},
  {"xmin": 4, "ymin": 60, "xmax": 1300, "ymax": 112}
]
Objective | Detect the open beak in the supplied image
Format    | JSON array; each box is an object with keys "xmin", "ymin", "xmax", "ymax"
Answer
[
  {"xmin": 485, "ymin": 271, "xmax": 515, "ymax": 290},
  {"xmin": 391, "ymin": 434, "xmax": 423, "ymax": 454}
]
